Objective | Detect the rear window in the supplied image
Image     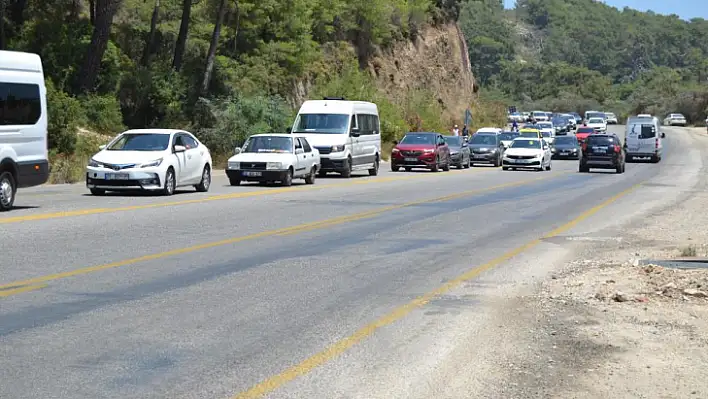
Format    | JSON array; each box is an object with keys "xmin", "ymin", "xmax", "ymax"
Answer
[
  {"xmin": 0, "ymin": 82, "xmax": 42, "ymax": 126},
  {"xmin": 577, "ymin": 128, "xmax": 594, "ymax": 133},
  {"xmin": 587, "ymin": 136, "xmax": 614, "ymax": 145},
  {"xmin": 629, "ymin": 123, "xmax": 656, "ymax": 139}
]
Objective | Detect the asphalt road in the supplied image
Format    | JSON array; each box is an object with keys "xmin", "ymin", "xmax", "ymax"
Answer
[{"xmin": 0, "ymin": 125, "xmax": 698, "ymax": 399}]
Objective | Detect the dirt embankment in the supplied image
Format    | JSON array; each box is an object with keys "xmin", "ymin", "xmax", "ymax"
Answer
[{"xmin": 367, "ymin": 23, "xmax": 478, "ymax": 123}]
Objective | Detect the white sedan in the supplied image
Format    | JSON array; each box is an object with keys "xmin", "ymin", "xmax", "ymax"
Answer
[
  {"xmin": 585, "ymin": 117, "xmax": 607, "ymax": 132},
  {"xmin": 536, "ymin": 122, "xmax": 555, "ymax": 143},
  {"xmin": 501, "ymin": 137, "xmax": 552, "ymax": 171},
  {"xmin": 86, "ymin": 129, "xmax": 213, "ymax": 196},
  {"xmin": 225, "ymin": 134, "xmax": 320, "ymax": 186}
]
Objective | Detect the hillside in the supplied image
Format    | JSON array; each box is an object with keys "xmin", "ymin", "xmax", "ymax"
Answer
[
  {"xmin": 459, "ymin": 0, "xmax": 708, "ymax": 123},
  {"xmin": 0, "ymin": 0, "xmax": 503, "ymax": 183}
]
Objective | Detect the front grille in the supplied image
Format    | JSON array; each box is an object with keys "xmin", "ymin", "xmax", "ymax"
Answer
[
  {"xmin": 315, "ymin": 146, "xmax": 331, "ymax": 155},
  {"xmin": 506, "ymin": 155, "xmax": 536, "ymax": 159},
  {"xmin": 401, "ymin": 150, "xmax": 422, "ymax": 156},
  {"xmin": 87, "ymin": 178, "xmax": 140, "ymax": 187},
  {"xmin": 102, "ymin": 163, "xmax": 136, "ymax": 171},
  {"xmin": 240, "ymin": 162, "xmax": 267, "ymax": 170},
  {"xmin": 473, "ymin": 149, "xmax": 491, "ymax": 154}
]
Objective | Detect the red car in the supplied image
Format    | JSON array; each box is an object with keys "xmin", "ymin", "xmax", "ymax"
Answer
[
  {"xmin": 390, "ymin": 132, "xmax": 451, "ymax": 172},
  {"xmin": 575, "ymin": 126, "xmax": 595, "ymax": 143}
]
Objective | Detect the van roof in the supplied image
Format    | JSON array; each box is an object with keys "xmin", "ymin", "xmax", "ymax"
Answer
[
  {"xmin": 298, "ymin": 99, "xmax": 378, "ymax": 114},
  {"xmin": 0, "ymin": 50, "xmax": 43, "ymax": 73}
]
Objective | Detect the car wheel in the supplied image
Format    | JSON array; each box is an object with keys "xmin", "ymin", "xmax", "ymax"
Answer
[
  {"xmin": 90, "ymin": 188, "xmax": 106, "ymax": 196},
  {"xmin": 281, "ymin": 168, "xmax": 293, "ymax": 186},
  {"xmin": 502, "ymin": 166, "xmax": 509, "ymax": 171},
  {"xmin": 162, "ymin": 167, "xmax": 176, "ymax": 196},
  {"xmin": 194, "ymin": 164, "xmax": 211, "ymax": 192},
  {"xmin": 0, "ymin": 171, "xmax": 16, "ymax": 212},
  {"xmin": 229, "ymin": 177, "xmax": 241, "ymax": 186},
  {"xmin": 391, "ymin": 164, "xmax": 400, "ymax": 172},
  {"xmin": 341, "ymin": 157, "xmax": 352, "ymax": 177},
  {"xmin": 368, "ymin": 155, "xmax": 379, "ymax": 176},
  {"xmin": 305, "ymin": 166, "xmax": 316, "ymax": 184}
]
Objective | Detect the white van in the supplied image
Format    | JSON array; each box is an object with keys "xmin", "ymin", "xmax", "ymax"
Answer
[
  {"xmin": 624, "ymin": 115, "xmax": 664, "ymax": 163},
  {"xmin": 0, "ymin": 50, "xmax": 49, "ymax": 211},
  {"xmin": 289, "ymin": 97, "xmax": 381, "ymax": 177}
]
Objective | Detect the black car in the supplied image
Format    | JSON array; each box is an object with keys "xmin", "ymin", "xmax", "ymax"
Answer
[
  {"xmin": 468, "ymin": 133, "xmax": 504, "ymax": 166},
  {"xmin": 552, "ymin": 117, "xmax": 568, "ymax": 134},
  {"xmin": 551, "ymin": 135, "xmax": 580, "ymax": 159},
  {"xmin": 443, "ymin": 135, "xmax": 471, "ymax": 168},
  {"xmin": 579, "ymin": 133, "xmax": 625, "ymax": 173}
]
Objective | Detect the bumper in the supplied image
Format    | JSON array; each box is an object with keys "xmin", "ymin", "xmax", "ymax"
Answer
[
  {"xmin": 582, "ymin": 157, "xmax": 620, "ymax": 168},
  {"xmin": 85, "ymin": 166, "xmax": 163, "ymax": 190},
  {"xmin": 502, "ymin": 158, "xmax": 542, "ymax": 167},
  {"xmin": 319, "ymin": 155, "xmax": 350, "ymax": 172},
  {"xmin": 17, "ymin": 159, "xmax": 50, "ymax": 188},
  {"xmin": 225, "ymin": 169, "xmax": 289, "ymax": 181},
  {"xmin": 391, "ymin": 154, "xmax": 437, "ymax": 168},
  {"xmin": 552, "ymin": 150, "xmax": 579, "ymax": 158},
  {"xmin": 470, "ymin": 152, "xmax": 498, "ymax": 164}
]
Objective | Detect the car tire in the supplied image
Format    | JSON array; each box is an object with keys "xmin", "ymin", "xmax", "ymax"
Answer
[
  {"xmin": 368, "ymin": 155, "xmax": 379, "ymax": 176},
  {"xmin": 90, "ymin": 188, "xmax": 106, "ymax": 196},
  {"xmin": 442, "ymin": 160, "xmax": 450, "ymax": 171},
  {"xmin": 341, "ymin": 157, "xmax": 352, "ymax": 177},
  {"xmin": 229, "ymin": 177, "xmax": 241, "ymax": 186},
  {"xmin": 502, "ymin": 166, "xmax": 509, "ymax": 171},
  {"xmin": 305, "ymin": 166, "xmax": 316, "ymax": 184},
  {"xmin": 391, "ymin": 164, "xmax": 400, "ymax": 172},
  {"xmin": 194, "ymin": 164, "xmax": 211, "ymax": 192},
  {"xmin": 162, "ymin": 167, "xmax": 176, "ymax": 196},
  {"xmin": 0, "ymin": 170, "xmax": 17, "ymax": 212},
  {"xmin": 281, "ymin": 168, "xmax": 293, "ymax": 186}
]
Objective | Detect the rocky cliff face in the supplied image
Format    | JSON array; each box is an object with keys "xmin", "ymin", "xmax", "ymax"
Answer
[{"xmin": 368, "ymin": 23, "xmax": 478, "ymax": 123}]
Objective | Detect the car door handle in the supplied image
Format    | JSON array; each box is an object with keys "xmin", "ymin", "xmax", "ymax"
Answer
[{"xmin": 302, "ymin": 155, "xmax": 306, "ymax": 159}]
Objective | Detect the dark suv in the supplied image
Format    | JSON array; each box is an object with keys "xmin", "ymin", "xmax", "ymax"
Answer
[{"xmin": 579, "ymin": 134, "xmax": 625, "ymax": 173}]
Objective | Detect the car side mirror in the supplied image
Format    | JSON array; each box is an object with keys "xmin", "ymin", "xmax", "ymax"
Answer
[
  {"xmin": 286, "ymin": 127, "xmax": 292, "ymax": 134},
  {"xmin": 661, "ymin": 132, "xmax": 665, "ymax": 138},
  {"xmin": 234, "ymin": 147, "xmax": 241, "ymax": 155},
  {"xmin": 99, "ymin": 144, "xmax": 106, "ymax": 150},
  {"xmin": 350, "ymin": 127, "xmax": 360, "ymax": 137},
  {"xmin": 174, "ymin": 145, "xmax": 187, "ymax": 152},
  {"xmin": 295, "ymin": 148, "xmax": 304, "ymax": 154}
]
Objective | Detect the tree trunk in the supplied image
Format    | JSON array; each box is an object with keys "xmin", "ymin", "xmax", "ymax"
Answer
[
  {"xmin": 141, "ymin": 0, "xmax": 160, "ymax": 66},
  {"xmin": 9, "ymin": 0, "xmax": 27, "ymax": 28},
  {"xmin": 89, "ymin": 0, "xmax": 96, "ymax": 25},
  {"xmin": 172, "ymin": 0, "xmax": 192, "ymax": 71},
  {"xmin": 77, "ymin": 0, "xmax": 123, "ymax": 93},
  {"xmin": 0, "ymin": 0, "xmax": 6, "ymax": 50},
  {"xmin": 200, "ymin": 0, "xmax": 228, "ymax": 96}
]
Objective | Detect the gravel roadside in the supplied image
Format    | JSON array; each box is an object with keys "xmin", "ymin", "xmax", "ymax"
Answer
[{"xmin": 478, "ymin": 128, "xmax": 708, "ymax": 399}]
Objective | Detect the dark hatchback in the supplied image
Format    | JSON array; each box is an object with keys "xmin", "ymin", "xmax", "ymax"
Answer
[
  {"xmin": 579, "ymin": 134, "xmax": 625, "ymax": 173},
  {"xmin": 551, "ymin": 135, "xmax": 580, "ymax": 159},
  {"xmin": 443, "ymin": 135, "xmax": 471, "ymax": 168},
  {"xmin": 468, "ymin": 133, "xmax": 504, "ymax": 166}
]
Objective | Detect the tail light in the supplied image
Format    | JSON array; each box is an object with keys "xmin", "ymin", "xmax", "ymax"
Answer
[{"xmin": 614, "ymin": 145, "xmax": 621, "ymax": 153}]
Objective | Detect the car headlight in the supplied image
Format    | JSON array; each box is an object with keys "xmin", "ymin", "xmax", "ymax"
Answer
[
  {"xmin": 140, "ymin": 158, "xmax": 163, "ymax": 168},
  {"xmin": 88, "ymin": 158, "xmax": 102, "ymax": 168},
  {"xmin": 331, "ymin": 145, "xmax": 345, "ymax": 152},
  {"xmin": 227, "ymin": 161, "xmax": 240, "ymax": 169},
  {"xmin": 450, "ymin": 151, "xmax": 459, "ymax": 156},
  {"xmin": 392, "ymin": 148, "xmax": 400, "ymax": 153},
  {"xmin": 423, "ymin": 149, "xmax": 435, "ymax": 154},
  {"xmin": 266, "ymin": 162, "xmax": 284, "ymax": 170}
]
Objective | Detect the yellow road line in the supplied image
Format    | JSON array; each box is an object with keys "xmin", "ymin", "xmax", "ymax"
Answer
[
  {"xmin": 0, "ymin": 171, "xmax": 562, "ymax": 297},
  {"xmin": 1, "ymin": 167, "xmax": 497, "ymax": 224},
  {"xmin": 0, "ymin": 283, "xmax": 48, "ymax": 297},
  {"xmin": 231, "ymin": 182, "xmax": 643, "ymax": 399}
]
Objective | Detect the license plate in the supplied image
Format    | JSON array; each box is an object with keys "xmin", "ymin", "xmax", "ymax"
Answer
[
  {"xmin": 404, "ymin": 157, "xmax": 418, "ymax": 162},
  {"xmin": 474, "ymin": 154, "xmax": 486, "ymax": 158},
  {"xmin": 514, "ymin": 159, "xmax": 530, "ymax": 163},
  {"xmin": 105, "ymin": 173, "xmax": 129, "ymax": 180},
  {"xmin": 560, "ymin": 151, "xmax": 569, "ymax": 155},
  {"xmin": 243, "ymin": 171, "xmax": 262, "ymax": 177},
  {"xmin": 593, "ymin": 147, "xmax": 607, "ymax": 153}
]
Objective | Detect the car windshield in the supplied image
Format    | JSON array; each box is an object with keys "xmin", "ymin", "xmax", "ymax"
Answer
[
  {"xmin": 519, "ymin": 131, "xmax": 539, "ymax": 138},
  {"xmin": 533, "ymin": 112, "xmax": 545, "ymax": 116},
  {"xmin": 586, "ymin": 113, "xmax": 604, "ymax": 119},
  {"xmin": 292, "ymin": 113, "xmax": 349, "ymax": 134},
  {"xmin": 577, "ymin": 128, "xmax": 594, "ymax": 133},
  {"xmin": 107, "ymin": 133, "xmax": 171, "ymax": 151},
  {"xmin": 588, "ymin": 118, "xmax": 604, "ymax": 124},
  {"xmin": 541, "ymin": 131, "xmax": 551, "ymax": 137},
  {"xmin": 510, "ymin": 139, "xmax": 542, "ymax": 149},
  {"xmin": 242, "ymin": 136, "xmax": 293, "ymax": 153},
  {"xmin": 443, "ymin": 136, "xmax": 461, "ymax": 146},
  {"xmin": 671, "ymin": 114, "xmax": 684, "ymax": 118},
  {"xmin": 554, "ymin": 136, "xmax": 576, "ymax": 145},
  {"xmin": 523, "ymin": 124, "xmax": 540, "ymax": 129},
  {"xmin": 499, "ymin": 132, "xmax": 518, "ymax": 141},
  {"xmin": 538, "ymin": 123, "xmax": 552, "ymax": 128},
  {"xmin": 470, "ymin": 134, "xmax": 497, "ymax": 145},
  {"xmin": 399, "ymin": 134, "xmax": 435, "ymax": 145},
  {"xmin": 552, "ymin": 118, "xmax": 564, "ymax": 124}
]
